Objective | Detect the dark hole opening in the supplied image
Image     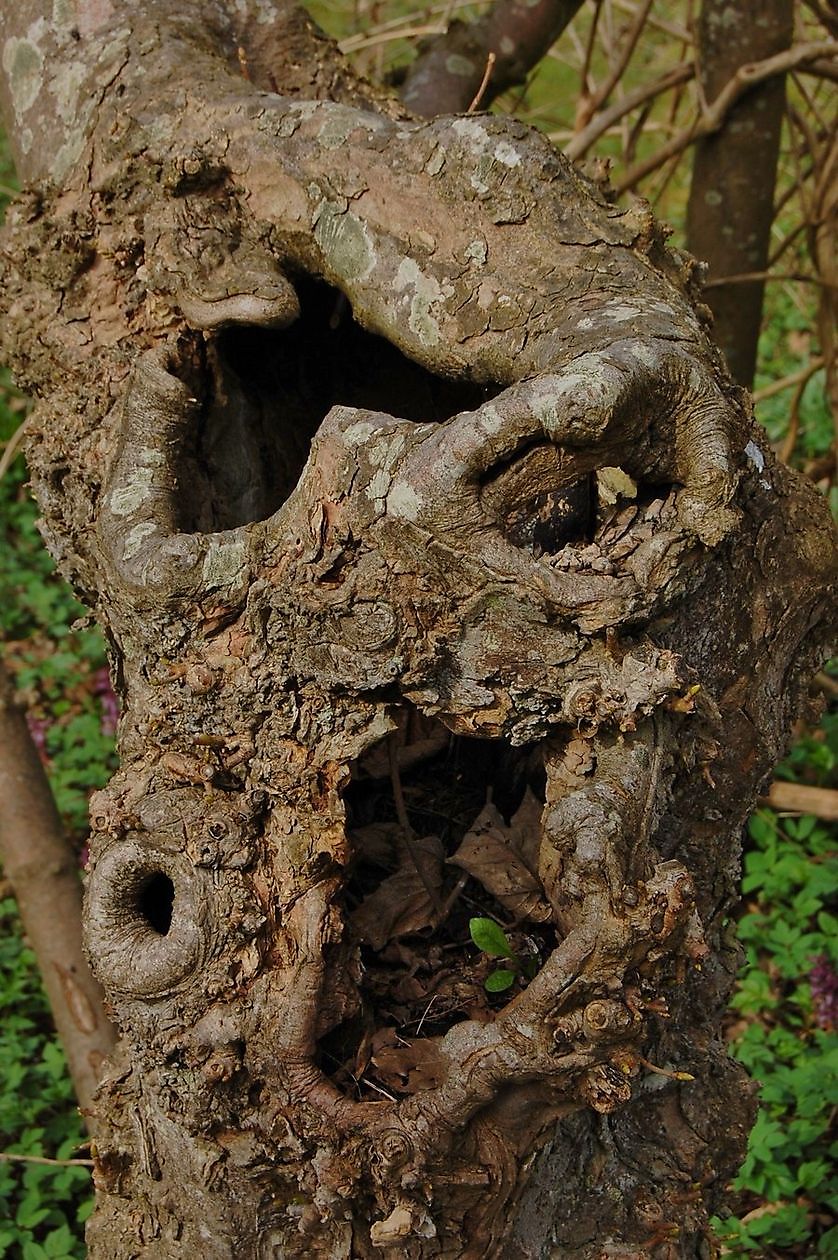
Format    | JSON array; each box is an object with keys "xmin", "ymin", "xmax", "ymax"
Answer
[
  {"xmin": 180, "ymin": 275, "xmax": 498, "ymax": 533},
  {"xmin": 137, "ymin": 872, "xmax": 175, "ymax": 936},
  {"xmin": 317, "ymin": 710, "xmax": 555, "ymax": 1098}
]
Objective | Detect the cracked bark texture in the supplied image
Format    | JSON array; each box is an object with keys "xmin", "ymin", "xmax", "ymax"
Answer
[{"xmin": 0, "ymin": 2, "xmax": 835, "ymax": 1257}]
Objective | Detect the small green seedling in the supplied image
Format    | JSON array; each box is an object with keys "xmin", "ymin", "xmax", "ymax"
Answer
[{"xmin": 469, "ymin": 917, "xmax": 537, "ymax": 993}]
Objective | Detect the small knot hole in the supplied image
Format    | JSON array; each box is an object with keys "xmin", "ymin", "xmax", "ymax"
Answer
[{"xmin": 138, "ymin": 872, "xmax": 175, "ymax": 935}]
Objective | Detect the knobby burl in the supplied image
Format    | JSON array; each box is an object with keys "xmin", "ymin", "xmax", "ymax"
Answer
[{"xmin": 1, "ymin": 11, "xmax": 834, "ymax": 1257}]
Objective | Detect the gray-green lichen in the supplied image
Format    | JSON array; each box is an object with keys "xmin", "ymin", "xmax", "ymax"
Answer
[{"xmin": 3, "ymin": 26, "xmax": 46, "ymax": 118}]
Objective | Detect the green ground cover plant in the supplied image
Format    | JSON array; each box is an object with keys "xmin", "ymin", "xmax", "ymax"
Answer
[
  {"xmin": 710, "ymin": 811, "xmax": 838, "ymax": 1256},
  {"xmin": 0, "ymin": 894, "xmax": 90, "ymax": 1260}
]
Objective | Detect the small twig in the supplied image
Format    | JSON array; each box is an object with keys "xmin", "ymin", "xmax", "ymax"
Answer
[
  {"xmin": 768, "ymin": 218, "xmax": 810, "ymax": 269},
  {"xmin": 815, "ymin": 670, "xmax": 838, "ymax": 700},
  {"xmin": 579, "ymin": 0, "xmax": 603, "ymax": 103},
  {"xmin": 360, "ymin": 1077, "xmax": 398, "ymax": 1103},
  {"xmin": 340, "ymin": 23, "xmax": 448, "ymax": 53},
  {"xmin": 339, "ymin": 0, "xmax": 491, "ymax": 52},
  {"xmin": 388, "ymin": 736, "xmax": 444, "ymax": 915},
  {"xmin": 612, "ymin": 0, "xmax": 689, "ymax": 42},
  {"xmin": 649, "ymin": 146, "xmax": 688, "ymax": 207},
  {"xmin": 415, "ymin": 995, "xmax": 440, "ymax": 1037},
  {"xmin": 0, "ymin": 1152, "xmax": 94, "ymax": 1167},
  {"xmin": 752, "ymin": 355, "xmax": 825, "ymax": 403},
  {"xmin": 586, "ymin": 0, "xmax": 654, "ymax": 120},
  {"xmin": 637, "ymin": 1056, "xmax": 695, "ymax": 1082},
  {"xmin": 804, "ymin": 452, "xmax": 835, "ymax": 484},
  {"xmin": 0, "ymin": 416, "xmax": 30, "ymax": 482},
  {"xmin": 801, "ymin": 57, "xmax": 838, "ymax": 84},
  {"xmin": 780, "ymin": 358, "xmax": 825, "ymax": 464},
  {"xmin": 468, "ymin": 51, "xmax": 496, "ymax": 112},
  {"xmin": 703, "ymin": 270, "xmax": 838, "ymax": 291},
  {"xmin": 436, "ymin": 872, "xmax": 470, "ymax": 926}
]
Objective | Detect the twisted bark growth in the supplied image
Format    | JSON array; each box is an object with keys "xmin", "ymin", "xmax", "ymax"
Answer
[{"xmin": 0, "ymin": 2, "xmax": 835, "ymax": 1256}]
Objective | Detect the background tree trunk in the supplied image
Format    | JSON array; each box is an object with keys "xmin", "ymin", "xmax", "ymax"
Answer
[
  {"xmin": 401, "ymin": 0, "xmax": 585, "ymax": 117},
  {"xmin": 0, "ymin": 659, "xmax": 115, "ymax": 1116},
  {"xmin": 0, "ymin": 2, "xmax": 834, "ymax": 1256},
  {"xmin": 686, "ymin": 0, "xmax": 794, "ymax": 388}
]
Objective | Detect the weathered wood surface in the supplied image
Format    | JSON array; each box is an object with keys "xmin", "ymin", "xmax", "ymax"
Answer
[{"xmin": 0, "ymin": 3, "xmax": 834, "ymax": 1256}]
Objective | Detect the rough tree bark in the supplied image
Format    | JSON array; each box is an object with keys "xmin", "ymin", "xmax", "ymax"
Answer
[{"xmin": 0, "ymin": 1, "xmax": 834, "ymax": 1257}]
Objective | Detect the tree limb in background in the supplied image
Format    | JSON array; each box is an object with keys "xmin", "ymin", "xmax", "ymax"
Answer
[
  {"xmin": 574, "ymin": 0, "xmax": 653, "ymax": 130},
  {"xmin": 564, "ymin": 60, "xmax": 694, "ymax": 160},
  {"xmin": 401, "ymin": 0, "xmax": 585, "ymax": 117},
  {"xmin": 0, "ymin": 658, "xmax": 116, "ymax": 1120},
  {"xmin": 615, "ymin": 40, "xmax": 834, "ymax": 189},
  {"xmin": 685, "ymin": 0, "xmax": 794, "ymax": 390},
  {"xmin": 808, "ymin": 128, "xmax": 838, "ymax": 445}
]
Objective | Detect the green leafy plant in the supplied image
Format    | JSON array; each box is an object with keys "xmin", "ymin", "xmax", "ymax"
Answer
[
  {"xmin": 0, "ymin": 898, "xmax": 91, "ymax": 1259},
  {"xmin": 1, "ymin": 381, "xmax": 107, "ymax": 1254},
  {"xmin": 468, "ymin": 917, "xmax": 537, "ymax": 993},
  {"xmin": 711, "ymin": 809, "xmax": 838, "ymax": 1256}
]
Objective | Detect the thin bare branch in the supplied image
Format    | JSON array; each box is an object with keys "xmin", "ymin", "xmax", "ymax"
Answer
[
  {"xmin": 0, "ymin": 416, "xmax": 30, "ymax": 482},
  {"xmin": 576, "ymin": 0, "xmax": 654, "ymax": 129},
  {"xmin": 468, "ymin": 50, "xmax": 496, "ymax": 111},
  {"xmin": 0, "ymin": 661, "xmax": 116, "ymax": 1119},
  {"xmin": 765, "ymin": 781, "xmax": 838, "ymax": 820},
  {"xmin": 616, "ymin": 41, "xmax": 837, "ymax": 192},
  {"xmin": 564, "ymin": 61, "xmax": 694, "ymax": 159},
  {"xmin": 752, "ymin": 355, "xmax": 825, "ymax": 402},
  {"xmin": 702, "ymin": 269, "xmax": 837, "ymax": 289},
  {"xmin": 0, "ymin": 1152, "xmax": 95, "ymax": 1167}
]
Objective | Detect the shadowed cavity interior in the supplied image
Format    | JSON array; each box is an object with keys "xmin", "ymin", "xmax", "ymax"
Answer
[
  {"xmin": 137, "ymin": 871, "xmax": 175, "ymax": 936},
  {"xmin": 315, "ymin": 712, "xmax": 557, "ymax": 1099},
  {"xmin": 173, "ymin": 276, "xmax": 674, "ymax": 559},
  {"xmin": 178, "ymin": 276, "xmax": 498, "ymax": 532}
]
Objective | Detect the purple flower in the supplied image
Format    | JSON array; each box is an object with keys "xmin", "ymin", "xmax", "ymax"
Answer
[
  {"xmin": 92, "ymin": 666, "xmax": 119, "ymax": 736},
  {"xmin": 810, "ymin": 955, "xmax": 838, "ymax": 1031},
  {"xmin": 26, "ymin": 712, "xmax": 49, "ymax": 763}
]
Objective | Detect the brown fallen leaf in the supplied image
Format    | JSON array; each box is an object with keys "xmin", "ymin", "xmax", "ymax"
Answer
[
  {"xmin": 448, "ymin": 788, "xmax": 551, "ymax": 922},
  {"xmin": 370, "ymin": 1028, "xmax": 447, "ymax": 1094},
  {"xmin": 348, "ymin": 821, "xmax": 401, "ymax": 867},
  {"xmin": 351, "ymin": 833, "xmax": 444, "ymax": 949}
]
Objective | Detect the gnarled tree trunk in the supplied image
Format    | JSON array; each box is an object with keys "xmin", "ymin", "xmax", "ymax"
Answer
[{"xmin": 0, "ymin": 2, "xmax": 834, "ymax": 1256}]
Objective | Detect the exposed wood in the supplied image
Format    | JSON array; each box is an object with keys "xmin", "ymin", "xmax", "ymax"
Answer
[{"xmin": 765, "ymin": 781, "xmax": 838, "ymax": 820}]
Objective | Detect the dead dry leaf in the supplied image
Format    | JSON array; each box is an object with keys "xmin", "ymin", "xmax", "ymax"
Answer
[
  {"xmin": 370, "ymin": 1029, "xmax": 447, "ymax": 1094},
  {"xmin": 348, "ymin": 821, "xmax": 401, "ymax": 867},
  {"xmin": 351, "ymin": 833, "xmax": 444, "ymax": 949},
  {"xmin": 448, "ymin": 789, "xmax": 551, "ymax": 922}
]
